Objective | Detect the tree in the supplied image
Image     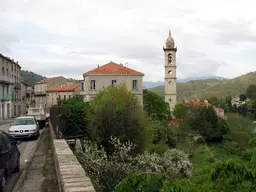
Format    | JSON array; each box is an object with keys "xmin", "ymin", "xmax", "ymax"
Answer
[
  {"xmin": 246, "ymin": 84, "xmax": 256, "ymax": 98},
  {"xmin": 86, "ymin": 84, "xmax": 146, "ymax": 154},
  {"xmin": 189, "ymin": 106, "xmax": 228, "ymax": 139},
  {"xmin": 173, "ymin": 103, "xmax": 186, "ymax": 118},
  {"xmin": 249, "ymin": 92, "xmax": 256, "ymax": 109},
  {"xmin": 239, "ymin": 94, "xmax": 247, "ymax": 101},
  {"xmin": 143, "ymin": 90, "xmax": 171, "ymax": 121},
  {"xmin": 60, "ymin": 95, "xmax": 89, "ymax": 138}
]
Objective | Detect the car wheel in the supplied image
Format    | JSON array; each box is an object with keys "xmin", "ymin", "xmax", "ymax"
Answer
[
  {"xmin": 0, "ymin": 174, "xmax": 6, "ymax": 192},
  {"xmin": 13, "ymin": 156, "xmax": 20, "ymax": 173}
]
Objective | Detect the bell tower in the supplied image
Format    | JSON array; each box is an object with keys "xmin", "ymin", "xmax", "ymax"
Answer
[{"xmin": 163, "ymin": 30, "xmax": 177, "ymax": 111}]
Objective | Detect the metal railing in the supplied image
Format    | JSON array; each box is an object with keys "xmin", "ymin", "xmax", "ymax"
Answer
[
  {"xmin": 0, "ymin": 95, "xmax": 12, "ymax": 102},
  {"xmin": 0, "ymin": 75, "xmax": 15, "ymax": 84},
  {"xmin": 49, "ymin": 105, "xmax": 86, "ymax": 139},
  {"xmin": 34, "ymin": 91, "xmax": 47, "ymax": 96}
]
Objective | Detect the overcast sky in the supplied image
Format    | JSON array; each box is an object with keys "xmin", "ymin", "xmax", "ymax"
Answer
[{"xmin": 1, "ymin": 0, "xmax": 256, "ymax": 81}]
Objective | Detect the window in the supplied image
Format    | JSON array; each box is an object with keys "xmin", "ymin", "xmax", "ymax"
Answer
[
  {"xmin": 81, "ymin": 82, "xmax": 84, "ymax": 91},
  {"xmin": 112, "ymin": 80, "xmax": 117, "ymax": 87},
  {"xmin": 90, "ymin": 80, "xmax": 96, "ymax": 90},
  {"xmin": 64, "ymin": 95, "xmax": 66, "ymax": 100},
  {"xmin": 13, "ymin": 118, "xmax": 35, "ymax": 125},
  {"xmin": 58, "ymin": 95, "xmax": 61, "ymax": 100},
  {"xmin": 69, "ymin": 95, "xmax": 71, "ymax": 99},
  {"xmin": 0, "ymin": 135, "xmax": 7, "ymax": 153},
  {"xmin": 6, "ymin": 86, "xmax": 9, "ymax": 95},
  {"xmin": 2, "ymin": 67, "xmax": 4, "ymax": 75},
  {"xmin": 2, "ymin": 133, "xmax": 12, "ymax": 149},
  {"xmin": 132, "ymin": 80, "xmax": 138, "ymax": 90},
  {"xmin": 2, "ymin": 86, "xmax": 4, "ymax": 97}
]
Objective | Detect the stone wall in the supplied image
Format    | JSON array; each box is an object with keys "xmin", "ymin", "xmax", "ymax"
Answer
[{"xmin": 49, "ymin": 123, "xmax": 95, "ymax": 192}]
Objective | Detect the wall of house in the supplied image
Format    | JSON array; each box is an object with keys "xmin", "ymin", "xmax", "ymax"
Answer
[
  {"xmin": 0, "ymin": 56, "xmax": 21, "ymax": 118},
  {"xmin": 82, "ymin": 75, "xmax": 143, "ymax": 105},
  {"xmin": 20, "ymin": 83, "xmax": 28, "ymax": 114},
  {"xmin": 34, "ymin": 77, "xmax": 68, "ymax": 107},
  {"xmin": 47, "ymin": 87, "xmax": 80, "ymax": 107}
]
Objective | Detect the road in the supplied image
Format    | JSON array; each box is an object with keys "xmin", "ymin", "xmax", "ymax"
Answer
[{"xmin": 0, "ymin": 123, "xmax": 39, "ymax": 192}]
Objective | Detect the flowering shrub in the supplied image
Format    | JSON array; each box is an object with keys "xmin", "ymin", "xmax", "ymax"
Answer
[
  {"xmin": 77, "ymin": 136, "xmax": 135, "ymax": 192},
  {"xmin": 77, "ymin": 136, "xmax": 192, "ymax": 192},
  {"xmin": 135, "ymin": 149, "xmax": 193, "ymax": 178}
]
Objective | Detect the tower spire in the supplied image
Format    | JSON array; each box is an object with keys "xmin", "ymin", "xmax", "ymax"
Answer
[{"xmin": 169, "ymin": 30, "xmax": 171, "ymax": 36}]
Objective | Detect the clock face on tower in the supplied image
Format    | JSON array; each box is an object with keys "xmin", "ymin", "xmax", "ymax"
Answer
[{"xmin": 168, "ymin": 54, "xmax": 172, "ymax": 63}]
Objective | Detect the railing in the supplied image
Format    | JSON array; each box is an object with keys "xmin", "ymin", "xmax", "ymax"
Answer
[
  {"xmin": 0, "ymin": 75, "xmax": 15, "ymax": 84},
  {"xmin": 0, "ymin": 95, "xmax": 12, "ymax": 102},
  {"xmin": 34, "ymin": 91, "xmax": 46, "ymax": 96},
  {"xmin": 49, "ymin": 105, "xmax": 86, "ymax": 139}
]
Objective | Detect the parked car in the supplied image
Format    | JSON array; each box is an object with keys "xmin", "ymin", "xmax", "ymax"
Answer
[
  {"xmin": 0, "ymin": 131, "xmax": 21, "ymax": 192},
  {"xmin": 8, "ymin": 116, "xmax": 40, "ymax": 140}
]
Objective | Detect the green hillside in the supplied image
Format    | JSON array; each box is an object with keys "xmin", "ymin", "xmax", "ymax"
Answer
[
  {"xmin": 21, "ymin": 70, "xmax": 45, "ymax": 87},
  {"xmin": 150, "ymin": 72, "xmax": 256, "ymax": 101}
]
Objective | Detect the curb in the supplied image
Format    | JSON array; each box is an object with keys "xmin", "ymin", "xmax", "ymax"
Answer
[{"xmin": 12, "ymin": 126, "xmax": 47, "ymax": 192}]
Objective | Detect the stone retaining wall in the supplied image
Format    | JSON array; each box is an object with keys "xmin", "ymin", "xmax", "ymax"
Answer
[{"xmin": 49, "ymin": 123, "xmax": 95, "ymax": 192}]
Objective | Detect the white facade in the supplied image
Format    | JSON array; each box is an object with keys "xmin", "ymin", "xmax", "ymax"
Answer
[{"xmin": 164, "ymin": 31, "xmax": 177, "ymax": 111}]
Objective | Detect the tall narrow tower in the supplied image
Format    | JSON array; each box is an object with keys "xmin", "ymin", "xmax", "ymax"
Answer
[{"xmin": 163, "ymin": 31, "xmax": 177, "ymax": 111}]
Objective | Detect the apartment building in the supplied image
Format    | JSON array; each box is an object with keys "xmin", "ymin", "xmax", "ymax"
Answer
[
  {"xmin": 21, "ymin": 81, "xmax": 29, "ymax": 115},
  {"xmin": 46, "ymin": 82, "xmax": 80, "ymax": 106},
  {"xmin": 82, "ymin": 61, "xmax": 144, "ymax": 105},
  {"xmin": 0, "ymin": 54, "xmax": 22, "ymax": 119},
  {"xmin": 34, "ymin": 76, "xmax": 67, "ymax": 108}
]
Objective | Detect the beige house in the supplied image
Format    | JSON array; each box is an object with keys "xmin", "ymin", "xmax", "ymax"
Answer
[
  {"xmin": 82, "ymin": 61, "xmax": 144, "ymax": 105},
  {"xmin": 34, "ymin": 76, "xmax": 67, "ymax": 108},
  {"xmin": 0, "ymin": 54, "xmax": 22, "ymax": 119},
  {"xmin": 46, "ymin": 82, "xmax": 80, "ymax": 106}
]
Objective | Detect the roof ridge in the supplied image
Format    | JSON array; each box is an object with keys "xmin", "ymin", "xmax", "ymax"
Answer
[{"xmin": 83, "ymin": 61, "xmax": 144, "ymax": 76}]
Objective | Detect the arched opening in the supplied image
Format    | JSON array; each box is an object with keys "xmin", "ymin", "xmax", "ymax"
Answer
[
  {"xmin": 168, "ymin": 70, "xmax": 172, "ymax": 75},
  {"xmin": 168, "ymin": 53, "xmax": 172, "ymax": 63}
]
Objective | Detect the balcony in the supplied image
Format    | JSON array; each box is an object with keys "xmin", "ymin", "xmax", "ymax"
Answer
[
  {"xmin": 13, "ymin": 83, "xmax": 21, "ymax": 89},
  {"xmin": 34, "ymin": 91, "xmax": 47, "ymax": 96},
  {"xmin": 0, "ymin": 95, "xmax": 12, "ymax": 102},
  {"xmin": 0, "ymin": 75, "xmax": 15, "ymax": 84}
]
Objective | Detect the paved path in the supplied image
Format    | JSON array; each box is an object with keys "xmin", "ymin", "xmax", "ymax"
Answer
[
  {"xmin": 19, "ymin": 126, "xmax": 59, "ymax": 192},
  {"xmin": 0, "ymin": 123, "xmax": 40, "ymax": 192}
]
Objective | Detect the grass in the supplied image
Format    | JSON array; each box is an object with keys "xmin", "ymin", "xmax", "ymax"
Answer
[
  {"xmin": 181, "ymin": 113, "xmax": 256, "ymax": 174},
  {"xmin": 150, "ymin": 71, "xmax": 256, "ymax": 101}
]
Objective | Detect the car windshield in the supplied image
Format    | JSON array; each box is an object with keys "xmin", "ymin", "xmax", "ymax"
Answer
[{"xmin": 13, "ymin": 118, "xmax": 35, "ymax": 125}]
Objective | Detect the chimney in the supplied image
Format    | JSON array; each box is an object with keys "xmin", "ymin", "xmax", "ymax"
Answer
[{"xmin": 97, "ymin": 65, "xmax": 99, "ymax": 68}]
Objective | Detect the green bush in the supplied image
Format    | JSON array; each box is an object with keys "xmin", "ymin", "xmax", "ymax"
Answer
[
  {"xmin": 86, "ymin": 85, "xmax": 147, "ymax": 154},
  {"xmin": 114, "ymin": 173, "xmax": 166, "ymax": 192}
]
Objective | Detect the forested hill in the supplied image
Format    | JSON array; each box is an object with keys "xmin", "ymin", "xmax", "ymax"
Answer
[{"xmin": 21, "ymin": 70, "xmax": 45, "ymax": 87}]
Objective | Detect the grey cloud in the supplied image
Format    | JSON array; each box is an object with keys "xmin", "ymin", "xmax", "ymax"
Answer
[
  {"xmin": 195, "ymin": 19, "xmax": 256, "ymax": 45},
  {"xmin": 0, "ymin": 20, "xmax": 19, "ymax": 53},
  {"xmin": 178, "ymin": 59, "xmax": 223, "ymax": 78}
]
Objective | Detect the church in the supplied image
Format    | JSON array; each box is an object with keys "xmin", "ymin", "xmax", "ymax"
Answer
[{"xmin": 163, "ymin": 31, "xmax": 177, "ymax": 111}]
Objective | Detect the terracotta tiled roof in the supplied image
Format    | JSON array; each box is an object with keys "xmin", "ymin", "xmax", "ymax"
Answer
[
  {"xmin": 169, "ymin": 118, "xmax": 184, "ymax": 128},
  {"xmin": 35, "ymin": 76, "xmax": 64, "ymax": 84},
  {"xmin": 47, "ymin": 83, "xmax": 80, "ymax": 92},
  {"xmin": 83, "ymin": 61, "xmax": 144, "ymax": 75},
  {"xmin": 213, "ymin": 106, "xmax": 225, "ymax": 112}
]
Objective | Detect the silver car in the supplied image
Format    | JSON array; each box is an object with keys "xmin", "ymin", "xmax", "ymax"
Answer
[{"xmin": 8, "ymin": 116, "xmax": 40, "ymax": 140}]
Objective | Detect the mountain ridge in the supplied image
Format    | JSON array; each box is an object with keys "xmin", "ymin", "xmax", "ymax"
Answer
[{"xmin": 149, "ymin": 72, "xmax": 256, "ymax": 101}]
